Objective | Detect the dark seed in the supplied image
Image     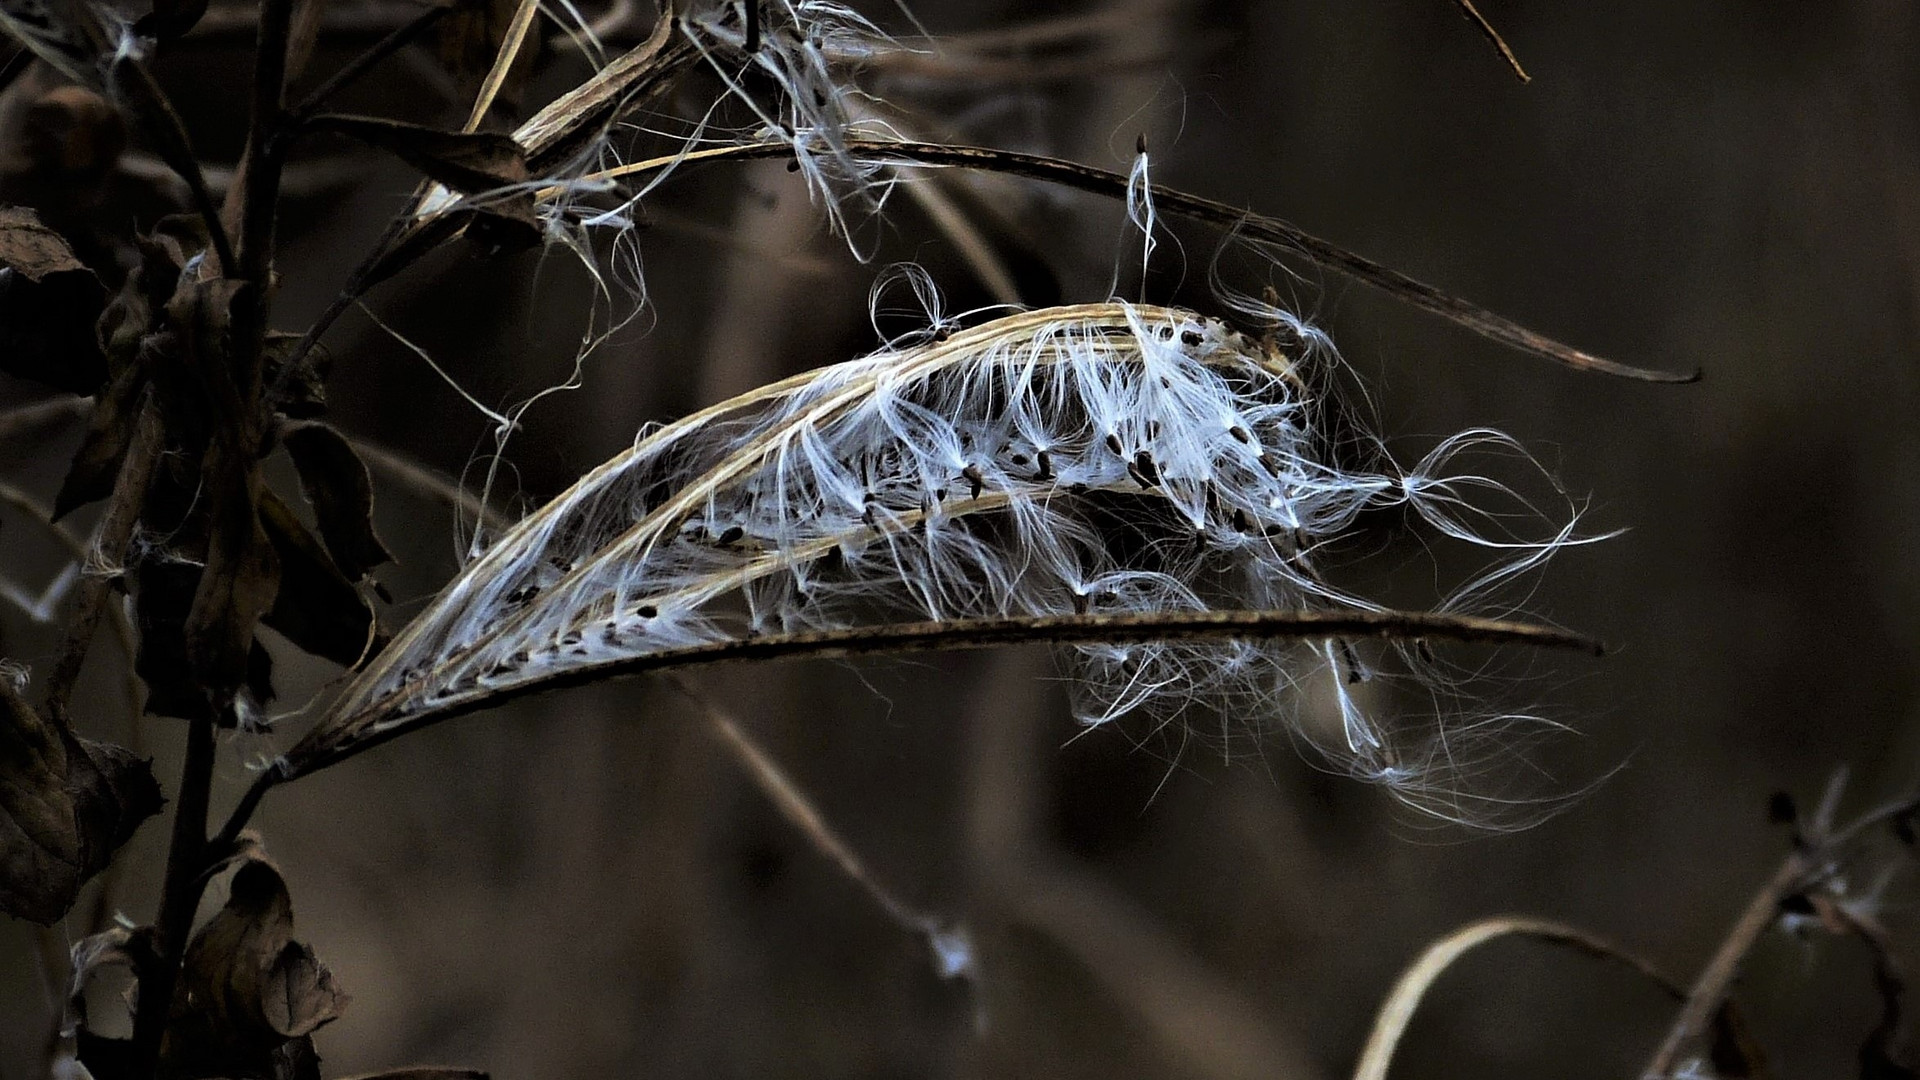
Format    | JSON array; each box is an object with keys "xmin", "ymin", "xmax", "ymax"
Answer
[
  {"xmin": 718, "ymin": 525, "xmax": 745, "ymax": 545},
  {"xmin": 1105, "ymin": 432, "xmax": 1124, "ymax": 455},
  {"xmin": 1132, "ymin": 450, "xmax": 1161, "ymax": 486}
]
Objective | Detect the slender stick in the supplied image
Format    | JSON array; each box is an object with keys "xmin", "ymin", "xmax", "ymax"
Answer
[
  {"xmin": 1642, "ymin": 852, "xmax": 1810, "ymax": 1076},
  {"xmin": 1450, "ymin": 0, "xmax": 1530, "ymax": 83},
  {"xmin": 576, "ymin": 139, "xmax": 1694, "ymax": 382},
  {"xmin": 39, "ymin": 394, "xmax": 162, "ymax": 728},
  {"xmin": 668, "ymin": 674, "xmax": 944, "ymax": 940},
  {"xmin": 128, "ymin": 714, "xmax": 218, "ymax": 1078},
  {"xmin": 115, "ymin": 65, "xmax": 238, "ymax": 275},
  {"xmin": 286, "ymin": 1, "xmax": 454, "ymax": 124}
]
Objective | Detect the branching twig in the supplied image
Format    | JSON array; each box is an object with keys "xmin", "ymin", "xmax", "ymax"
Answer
[{"xmin": 1643, "ymin": 788, "xmax": 1920, "ymax": 1076}]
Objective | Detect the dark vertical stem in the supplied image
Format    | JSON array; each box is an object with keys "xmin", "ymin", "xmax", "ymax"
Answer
[
  {"xmin": 127, "ymin": 2, "xmax": 298, "ymax": 1073},
  {"xmin": 128, "ymin": 715, "xmax": 218, "ymax": 1077},
  {"xmin": 239, "ymin": 0, "xmax": 295, "ymax": 288}
]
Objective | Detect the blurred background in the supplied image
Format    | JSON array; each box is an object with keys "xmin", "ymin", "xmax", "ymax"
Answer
[{"xmin": 4, "ymin": 1, "xmax": 1920, "ymax": 1077}]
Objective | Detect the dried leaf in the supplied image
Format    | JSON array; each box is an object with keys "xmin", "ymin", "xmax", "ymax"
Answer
[
  {"xmin": 307, "ymin": 115, "xmax": 529, "ymax": 195},
  {"xmin": 0, "ymin": 676, "xmax": 162, "ymax": 924},
  {"xmin": 0, "ymin": 206, "xmax": 108, "ymax": 393},
  {"xmin": 259, "ymin": 489, "xmax": 380, "ymax": 667},
  {"xmin": 265, "ymin": 332, "xmax": 330, "ymax": 419},
  {"xmin": 167, "ymin": 278, "xmax": 281, "ymax": 697},
  {"xmin": 134, "ymin": 560, "xmax": 275, "ymax": 720},
  {"xmin": 53, "ymin": 359, "xmax": 148, "ymax": 519},
  {"xmin": 133, "ymin": 0, "xmax": 209, "ymax": 40},
  {"xmin": 282, "ymin": 422, "xmax": 393, "ymax": 580},
  {"xmin": 166, "ymin": 856, "xmax": 348, "ymax": 1078}
]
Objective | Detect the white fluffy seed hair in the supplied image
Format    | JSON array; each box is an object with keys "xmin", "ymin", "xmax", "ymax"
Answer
[{"xmin": 302, "ymin": 295, "xmax": 1593, "ymax": 820}]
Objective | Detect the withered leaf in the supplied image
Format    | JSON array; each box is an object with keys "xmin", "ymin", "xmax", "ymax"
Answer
[
  {"xmin": 0, "ymin": 206, "xmax": 108, "ymax": 393},
  {"xmin": 166, "ymin": 856, "xmax": 348, "ymax": 1079},
  {"xmin": 281, "ymin": 422, "xmax": 393, "ymax": 580},
  {"xmin": 306, "ymin": 115, "xmax": 529, "ymax": 196},
  {"xmin": 134, "ymin": 561, "xmax": 275, "ymax": 720},
  {"xmin": 265, "ymin": 333, "xmax": 331, "ymax": 419},
  {"xmin": 52, "ymin": 361, "xmax": 149, "ymax": 519},
  {"xmin": 259, "ymin": 490, "xmax": 381, "ymax": 667},
  {"xmin": 0, "ymin": 677, "xmax": 161, "ymax": 924},
  {"xmin": 168, "ymin": 278, "xmax": 280, "ymax": 697},
  {"xmin": 132, "ymin": 0, "xmax": 209, "ymax": 40}
]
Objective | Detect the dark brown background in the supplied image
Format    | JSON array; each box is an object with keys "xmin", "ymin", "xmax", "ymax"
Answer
[{"xmin": 4, "ymin": 1, "xmax": 1919, "ymax": 1077}]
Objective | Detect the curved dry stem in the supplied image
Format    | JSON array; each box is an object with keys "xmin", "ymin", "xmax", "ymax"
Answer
[
  {"xmin": 203, "ymin": 605, "xmax": 1598, "ymax": 853},
  {"xmin": 1356, "ymin": 916, "xmax": 1681, "ymax": 1080},
  {"xmin": 288, "ymin": 607, "xmax": 1597, "ymax": 780},
  {"xmin": 565, "ymin": 139, "xmax": 1694, "ymax": 382}
]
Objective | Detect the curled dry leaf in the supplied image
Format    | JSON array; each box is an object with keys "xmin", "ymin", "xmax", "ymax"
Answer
[
  {"xmin": 53, "ymin": 357, "xmax": 148, "ymax": 519},
  {"xmin": 306, "ymin": 115, "xmax": 530, "ymax": 196},
  {"xmin": 0, "ymin": 673, "xmax": 162, "ymax": 924},
  {"xmin": 265, "ymin": 332, "xmax": 332, "ymax": 419},
  {"xmin": 282, "ymin": 421, "xmax": 395, "ymax": 581},
  {"xmin": 259, "ymin": 489, "xmax": 381, "ymax": 667},
  {"xmin": 0, "ymin": 205, "xmax": 107, "ymax": 393},
  {"xmin": 165, "ymin": 856, "xmax": 348, "ymax": 1078},
  {"xmin": 168, "ymin": 277, "xmax": 283, "ymax": 699}
]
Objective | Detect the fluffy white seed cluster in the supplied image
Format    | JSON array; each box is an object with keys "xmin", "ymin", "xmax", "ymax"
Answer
[{"xmin": 318, "ymin": 299, "xmax": 1581, "ymax": 814}]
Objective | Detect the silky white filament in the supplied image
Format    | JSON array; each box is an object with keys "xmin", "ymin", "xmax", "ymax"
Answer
[{"xmin": 314, "ymin": 299, "xmax": 1591, "ymax": 819}]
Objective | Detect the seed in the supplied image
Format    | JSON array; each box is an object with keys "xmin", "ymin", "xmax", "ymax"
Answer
[
  {"xmin": 1105, "ymin": 432, "xmax": 1124, "ymax": 455},
  {"xmin": 1229, "ymin": 425, "xmax": 1252, "ymax": 444},
  {"xmin": 1132, "ymin": 450, "xmax": 1161, "ymax": 487},
  {"xmin": 718, "ymin": 525, "xmax": 745, "ymax": 545},
  {"xmin": 962, "ymin": 463, "xmax": 985, "ymax": 499}
]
